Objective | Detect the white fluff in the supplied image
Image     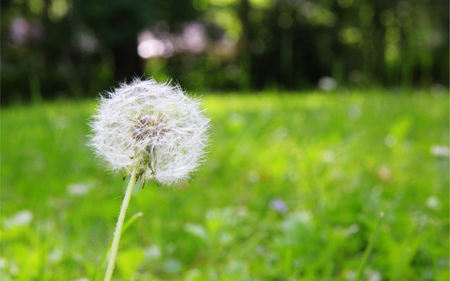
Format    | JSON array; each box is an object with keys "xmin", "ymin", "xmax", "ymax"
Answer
[{"xmin": 89, "ymin": 78, "xmax": 210, "ymax": 186}]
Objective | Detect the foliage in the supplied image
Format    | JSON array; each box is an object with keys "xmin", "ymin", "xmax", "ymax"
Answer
[
  {"xmin": 1, "ymin": 0, "xmax": 449, "ymax": 104},
  {"xmin": 1, "ymin": 91, "xmax": 449, "ymax": 280}
]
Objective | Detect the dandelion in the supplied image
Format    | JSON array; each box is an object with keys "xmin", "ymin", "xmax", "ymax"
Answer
[
  {"xmin": 90, "ymin": 78, "xmax": 209, "ymax": 186},
  {"xmin": 89, "ymin": 78, "xmax": 209, "ymax": 281}
]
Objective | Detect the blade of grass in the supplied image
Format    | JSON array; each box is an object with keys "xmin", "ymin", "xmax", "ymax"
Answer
[
  {"xmin": 93, "ymin": 211, "xmax": 144, "ymax": 281},
  {"xmin": 122, "ymin": 212, "xmax": 143, "ymax": 234},
  {"xmin": 355, "ymin": 212, "xmax": 384, "ymax": 281}
]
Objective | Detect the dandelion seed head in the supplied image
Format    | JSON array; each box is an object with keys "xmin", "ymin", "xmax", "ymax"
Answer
[{"xmin": 89, "ymin": 78, "xmax": 210, "ymax": 185}]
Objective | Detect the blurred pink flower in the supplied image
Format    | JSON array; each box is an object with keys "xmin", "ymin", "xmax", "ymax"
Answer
[
  {"xmin": 10, "ymin": 18, "xmax": 29, "ymax": 46},
  {"xmin": 137, "ymin": 22, "xmax": 207, "ymax": 59}
]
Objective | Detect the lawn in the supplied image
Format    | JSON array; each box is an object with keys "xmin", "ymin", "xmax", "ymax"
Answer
[{"xmin": 1, "ymin": 91, "xmax": 449, "ymax": 281}]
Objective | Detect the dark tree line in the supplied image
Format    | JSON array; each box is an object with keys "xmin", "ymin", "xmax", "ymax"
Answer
[{"xmin": 1, "ymin": 0, "xmax": 448, "ymax": 104}]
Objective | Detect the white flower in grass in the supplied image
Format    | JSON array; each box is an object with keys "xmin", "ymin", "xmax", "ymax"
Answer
[
  {"xmin": 67, "ymin": 182, "xmax": 90, "ymax": 195},
  {"xmin": 4, "ymin": 210, "xmax": 33, "ymax": 229},
  {"xmin": 89, "ymin": 78, "xmax": 210, "ymax": 186}
]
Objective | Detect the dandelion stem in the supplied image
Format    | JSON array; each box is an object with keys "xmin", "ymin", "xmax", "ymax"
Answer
[
  {"xmin": 355, "ymin": 211, "xmax": 384, "ymax": 281},
  {"xmin": 104, "ymin": 170, "xmax": 137, "ymax": 281}
]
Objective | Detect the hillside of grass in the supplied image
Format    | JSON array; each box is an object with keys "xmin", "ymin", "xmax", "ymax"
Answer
[{"xmin": 1, "ymin": 91, "xmax": 449, "ymax": 281}]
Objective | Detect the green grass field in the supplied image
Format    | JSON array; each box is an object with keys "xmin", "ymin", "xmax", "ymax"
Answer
[{"xmin": 1, "ymin": 91, "xmax": 449, "ymax": 281}]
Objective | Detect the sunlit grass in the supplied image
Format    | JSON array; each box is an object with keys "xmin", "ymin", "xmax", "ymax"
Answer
[{"xmin": 1, "ymin": 91, "xmax": 448, "ymax": 280}]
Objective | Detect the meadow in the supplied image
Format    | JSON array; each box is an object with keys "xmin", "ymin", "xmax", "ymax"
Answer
[{"xmin": 1, "ymin": 91, "xmax": 449, "ymax": 281}]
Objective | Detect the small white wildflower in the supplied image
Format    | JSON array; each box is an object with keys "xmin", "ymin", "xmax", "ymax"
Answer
[
  {"xmin": 4, "ymin": 210, "xmax": 33, "ymax": 229},
  {"xmin": 426, "ymin": 196, "xmax": 439, "ymax": 209},
  {"xmin": 322, "ymin": 150, "xmax": 335, "ymax": 163},
  {"xmin": 414, "ymin": 214, "xmax": 428, "ymax": 227},
  {"xmin": 367, "ymin": 269, "xmax": 382, "ymax": 281},
  {"xmin": 348, "ymin": 105, "xmax": 361, "ymax": 119},
  {"xmin": 48, "ymin": 248, "xmax": 63, "ymax": 263},
  {"xmin": 0, "ymin": 257, "xmax": 6, "ymax": 268},
  {"xmin": 163, "ymin": 259, "xmax": 182, "ymax": 274},
  {"xmin": 184, "ymin": 223, "xmax": 208, "ymax": 240},
  {"xmin": 89, "ymin": 78, "xmax": 210, "ymax": 186},
  {"xmin": 431, "ymin": 145, "xmax": 450, "ymax": 157},
  {"xmin": 144, "ymin": 245, "xmax": 161, "ymax": 260},
  {"xmin": 273, "ymin": 127, "xmax": 288, "ymax": 140},
  {"xmin": 345, "ymin": 224, "xmax": 360, "ymax": 237},
  {"xmin": 281, "ymin": 211, "xmax": 312, "ymax": 233},
  {"xmin": 67, "ymin": 183, "xmax": 90, "ymax": 195},
  {"xmin": 318, "ymin": 76, "xmax": 336, "ymax": 91},
  {"xmin": 345, "ymin": 270, "xmax": 356, "ymax": 280},
  {"xmin": 9, "ymin": 262, "xmax": 19, "ymax": 275},
  {"xmin": 296, "ymin": 211, "xmax": 312, "ymax": 224},
  {"xmin": 384, "ymin": 134, "xmax": 397, "ymax": 147}
]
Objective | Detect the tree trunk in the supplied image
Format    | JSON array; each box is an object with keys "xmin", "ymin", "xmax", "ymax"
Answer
[{"xmin": 112, "ymin": 40, "xmax": 142, "ymax": 82}]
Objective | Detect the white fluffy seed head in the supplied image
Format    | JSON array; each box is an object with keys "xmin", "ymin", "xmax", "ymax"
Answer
[{"xmin": 89, "ymin": 78, "xmax": 210, "ymax": 186}]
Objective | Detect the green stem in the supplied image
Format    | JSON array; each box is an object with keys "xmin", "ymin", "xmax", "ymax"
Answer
[
  {"xmin": 104, "ymin": 170, "xmax": 137, "ymax": 281},
  {"xmin": 355, "ymin": 212, "xmax": 384, "ymax": 281}
]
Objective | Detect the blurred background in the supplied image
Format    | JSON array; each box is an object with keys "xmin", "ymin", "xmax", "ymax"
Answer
[
  {"xmin": 1, "ymin": 0, "xmax": 449, "ymax": 104},
  {"xmin": 1, "ymin": 1, "xmax": 449, "ymax": 281}
]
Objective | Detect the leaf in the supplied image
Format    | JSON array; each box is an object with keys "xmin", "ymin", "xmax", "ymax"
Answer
[{"xmin": 117, "ymin": 247, "xmax": 144, "ymax": 280}]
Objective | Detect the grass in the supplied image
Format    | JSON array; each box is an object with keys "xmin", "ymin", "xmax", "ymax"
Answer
[{"xmin": 1, "ymin": 91, "xmax": 449, "ymax": 281}]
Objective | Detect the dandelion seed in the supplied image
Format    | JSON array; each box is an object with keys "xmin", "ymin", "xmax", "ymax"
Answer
[{"xmin": 90, "ymin": 78, "xmax": 209, "ymax": 185}]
